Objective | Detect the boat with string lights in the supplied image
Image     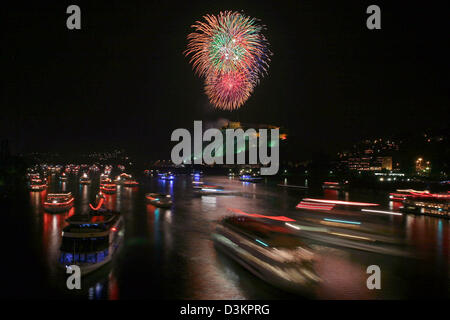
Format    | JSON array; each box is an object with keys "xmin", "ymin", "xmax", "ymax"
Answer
[
  {"xmin": 159, "ymin": 172, "xmax": 175, "ymax": 181},
  {"xmin": 43, "ymin": 192, "xmax": 74, "ymax": 213},
  {"xmin": 145, "ymin": 193, "xmax": 172, "ymax": 208},
  {"xmin": 400, "ymin": 191, "xmax": 450, "ymax": 218},
  {"xmin": 59, "ymin": 212, "xmax": 124, "ymax": 275},
  {"xmin": 239, "ymin": 174, "xmax": 263, "ymax": 183},
  {"xmin": 58, "ymin": 193, "xmax": 124, "ymax": 275},
  {"xmin": 100, "ymin": 174, "xmax": 110, "ymax": 184},
  {"xmin": 114, "ymin": 173, "xmax": 139, "ymax": 186},
  {"xmin": 212, "ymin": 215, "xmax": 320, "ymax": 294},
  {"xmin": 388, "ymin": 189, "xmax": 430, "ymax": 201},
  {"xmin": 322, "ymin": 181, "xmax": 348, "ymax": 190},
  {"xmin": 79, "ymin": 173, "xmax": 91, "ymax": 185},
  {"xmin": 100, "ymin": 183, "xmax": 117, "ymax": 194},
  {"xmin": 28, "ymin": 178, "xmax": 47, "ymax": 191}
]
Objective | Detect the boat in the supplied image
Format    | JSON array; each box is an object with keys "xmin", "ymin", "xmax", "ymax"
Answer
[
  {"xmin": 195, "ymin": 184, "xmax": 235, "ymax": 195},
  {"xmin": 144, "ymin": 169, "xmax": 155, "ymax": 176},
  {"xmin": 28, "ymin": 172, "xmax": 40, "ymax": 180},
  {"xmin": 28, "ymin": 178, "xmax": 47, "ymax": 191},
  {"xmin": 159, "ymin": 173, "xmax": 175, "ymax": 181},
  {"xmin": 191, "ymin": 171, "xmax": 203, "ymax": 179},
  {"xmin": 100, "ymin": 174, "xmax": 110, "ymax": 184},
  {"xmin": 239, "ymin": 174, "xmax": 263, "ymax": 183},
  {"xmin": 145, "ymin": 193, "xmax": 172, "ymax": 208},
  {"xmin": 114, "ymin": 173, "xmax": 138, "ymax": 186},
  {"xmin": 58, "ymin": 211, "xmax": 124, "ymax": 275},
  {"xmin": 401, "ymin": 192, "xmax": 450, "ymax": 218},
  {"xmin": 192, "ymin": 180, "xmax": 204, "ymax": 188},
  {"xmin": 389, "ymin": 189, "xmax": 430, "ymax": 201},
  {"xmin": 123, "ymin": 179, "xmax": 139, "ymax": 187},
  {"xmin": 322, "ymin": 181, "xmax": 348, "ymax": 190},
  {"xmin": 59, "ymin": 172, "xmax": 68, "ymax": 181},
  {"xmin": 79, "ymin": 173, "xmax": 91, "ymax": 185},
  {"xmin": 44, "ymin": 192, "xmax": 74, "ymax": 213},
  {"xmin": 212, "ymin": 216, "xmax": 320, "ymax": 294},
  {"xmin": 100, "ymin": 183, "xmax": 117, "ymax": 194}
]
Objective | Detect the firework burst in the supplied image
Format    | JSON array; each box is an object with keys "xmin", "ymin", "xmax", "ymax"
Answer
[
  {"xmin": 185, "ymin": 11, "xmax": 271, "ymax": 110},
  {"xmin": 205, "ymin": 70, "xmax": 254, "ymax": 110}
]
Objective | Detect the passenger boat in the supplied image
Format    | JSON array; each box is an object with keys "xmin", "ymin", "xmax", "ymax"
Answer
[
  {"xmin": 401, "ymin": 192, "xmax": 450, "ymax": 218},
  {"xmin": 144, "ymin": 169, "xmax": 155, "ymax": 176},
  {"xmin": 389, "ymin": 189, "xmax": 430, "ymax": 201},
  {"xmin": 212, "ymin": 216, "xmax": 319, "ymax": 294},
  {"xmin": 123, "ymin": 179, "xmax": 139, "ymax": 187},
  {"xmin": 28, "ymin": 178, "xmax": 47, "ymax": 191},
  {"xmin": 191, "ymin": 171, "xmax": 203, "ymax": 179},
  {"xmin": 114, "ymin": 173, "xmax": 138, "ymax": 186},
  {"xmin": 79, "ymin": 173, "xmax": 91, "ymax": 185},
  {"xmin": 192, "ymin": 180, "xmax": 204, "ymax": 191},
  {"xmin": 195, "ymin": 185, "xmax": 234, "ymax": 195},
  {"xmin": 58, "ymin": 212, "xmax": 124, "ymax": 275},
  {"xmin": 239, "ymin": 174, "xmax": 263, "ymax": 183},
  {"xmin": 322, "ymin": 181, "xmax": 348, "ymax": 190},
  {"xmin": 28, "ymin": 172, "xmax": 40, "ymax": 180},
  {"xmin": 159, "ymin": 173, "xmax": 175, "ymax": 181},
  {"xmin": 100, "ymin": 174, "xmax": 110, "ymax": 184},
  {"xmin": 145, "ymin": 193, "xmax": 172, "ymax": 208},
  {"xmin": 44, "ymin": 192, "xmax": 74, "ymax": 213},
  {"xmin": 100, "ymin": 183, "xmax": 117, "ymax": 194}
]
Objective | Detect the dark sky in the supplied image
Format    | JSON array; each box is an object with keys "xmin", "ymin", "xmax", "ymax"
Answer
[{"xmin": 2, "ymin": 0, "xmax": 449, "ymax": 161}]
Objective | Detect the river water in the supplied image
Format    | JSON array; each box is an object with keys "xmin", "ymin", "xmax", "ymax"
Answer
[{"xmin": 26, "ymin": 173, "xmax": 449, "ymax": 299}]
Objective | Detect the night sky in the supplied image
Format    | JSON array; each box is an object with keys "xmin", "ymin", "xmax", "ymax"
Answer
[{"xmin": 2, "ymin": 1, "xmax": 449, "ymax": 160}]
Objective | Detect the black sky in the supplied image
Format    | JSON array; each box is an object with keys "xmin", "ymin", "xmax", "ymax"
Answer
[{"xmin": 2, "ymin": 0, "xmax": 449, "ymax": 161}]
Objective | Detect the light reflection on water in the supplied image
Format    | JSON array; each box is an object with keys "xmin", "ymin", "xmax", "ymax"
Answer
[{"xmin": 28, "ymin": 174, "xmax": 449, "ymax": 299}]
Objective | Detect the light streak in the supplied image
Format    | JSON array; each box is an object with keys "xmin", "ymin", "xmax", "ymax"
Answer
[
  {"xmin": 302, "ymin": 198, "xmax": 379, "ymax": 206},
  {"xmin": 361, "ymin": 209, "xmax": 403, "ymax": 216},
  {"xmin": 323, "ymin": 218, "xmax": 361, "ymax": 225}
]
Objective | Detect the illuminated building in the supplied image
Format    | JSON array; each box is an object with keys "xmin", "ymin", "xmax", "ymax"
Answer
[{"xmin": 415, "ymin": 157, "xmax": 431, "ymax": 176}]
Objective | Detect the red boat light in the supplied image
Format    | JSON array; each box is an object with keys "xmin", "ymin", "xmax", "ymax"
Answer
[{"xmin": 228, "ymin": 208, "xmax": 295, "ymax": 222}]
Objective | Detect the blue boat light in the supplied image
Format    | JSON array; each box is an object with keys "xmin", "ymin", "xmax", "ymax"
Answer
[
  {"xmin": 323, "ymin": 218, "xmax": 361, "ymax": 225},
  {"xmin": 255, "ymin": 239, "xmax": 269, "ymax": 247}
]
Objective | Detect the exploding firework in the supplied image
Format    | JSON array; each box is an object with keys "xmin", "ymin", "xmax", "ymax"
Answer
[
  {"xmin": 185, "ymin": 11, "xmax": 271, "ymax": 110},
  {"xmin": 205, "ymin": 70, "xmax": 254, "ymax": 110}
]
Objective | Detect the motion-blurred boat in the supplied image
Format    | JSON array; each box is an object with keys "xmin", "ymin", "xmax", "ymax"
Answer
[
  {"xmin": 239, "ymin": 174, "xmax": 263, "ymax": 183},
  {"xmin": 195, "ymin": 185, "xmax": 234, "ymax": 195},
  {"xmin": 322, "ymin": 181, "xmax": 348, "ymax": 190},
  {"xmin": 212, "ymin": 216, "xmax": 320, "ymax": 294},
  {"xmin": 389, "ymin": 189, "xmax": 430, "ymax": 201},
  {"xmin": 145, "ymin": 193, "xmax": 172, "ymax": 208}
]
